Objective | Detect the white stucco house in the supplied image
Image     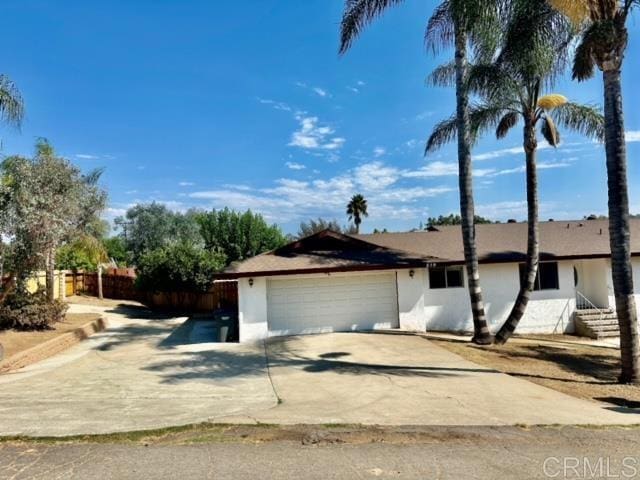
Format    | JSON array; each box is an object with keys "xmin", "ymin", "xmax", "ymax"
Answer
[{"xmin": 219, "ymin": 219, "xmax": 640, "ymax": 343}]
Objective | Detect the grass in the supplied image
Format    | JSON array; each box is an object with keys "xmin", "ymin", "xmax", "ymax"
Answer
[
  {"xmin": 428, "ymin": 333, "xmax": 640, "ymax": 406},
  {"xmin": 0, "ymin": 313, "xmax": 101, "ymax": 359}
]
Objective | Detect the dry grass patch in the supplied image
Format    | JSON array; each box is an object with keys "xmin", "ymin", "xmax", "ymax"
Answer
[
  {"xmin": 0, "ymin": 313, "xmax": 100, "ymax": 359},
  {"xmin": 428, "ymin": 334, "xmax": 640, "ymax": 407}
]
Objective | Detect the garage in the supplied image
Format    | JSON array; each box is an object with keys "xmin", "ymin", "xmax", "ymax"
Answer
[{"xmin": 266, "ymin": 272, "xmax": 399, "ymax": 337}]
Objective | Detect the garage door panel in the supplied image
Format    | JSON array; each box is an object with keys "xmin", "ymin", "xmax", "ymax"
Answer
[{"xmin": 267, "ymin": 273, "xmax": 399, "ymax": 336}]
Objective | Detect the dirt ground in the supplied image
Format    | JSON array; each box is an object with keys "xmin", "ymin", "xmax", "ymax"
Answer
[
  {"xmin": 428, "ymin": 334, "xmax": 640, "ymax": 408},
  {"xmin": 0, "ymin": 313, "xmax": 101, "ymax": 359}
]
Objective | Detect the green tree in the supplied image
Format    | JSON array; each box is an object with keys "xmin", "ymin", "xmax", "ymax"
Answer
[
  {"xmin": 549, "ymin": 0, "xmax": 639, "ymax": 384},
  {"xmin": 0, "ymin": 140, "xmax": 107, "ymax": 299},
  {"xmin": 426, "ymin": 214, "xmax": 494, "ymax": 228},
  {"xmin": 103, "ymin": 237, "xmax": 131, "ymax": 266},
  {"xmin": 427, "ymin": 0, "xmax": 604, "ymax": 344},
  {"xmin": 0, "ymin": 74, "xmax": 24, "ymax": 130},
  {"xmin": 135, "ymin": 242, "xmax": 226, "ymax": 294},
  {"xmin": 196, "ymin": 208, "xmax": 287, "ymax": 265},
  {"xmin": 297, "ymin": 218, "xmax": 357, "ymax": 238},
  {"xmin": 340, "ymin": 0, "xmax": 500, "ymax": 344},
  {"xmin": 346, "ymin": 194, "xmax": 368, "ymax": 234},
  {"xmin": 115, "ymin": 203, "xmax": 201, "ymax": 263}
]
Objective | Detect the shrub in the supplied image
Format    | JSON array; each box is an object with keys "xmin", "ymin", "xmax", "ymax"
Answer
[
  {"xmin": 135, "ymin": 242, "xmax": 226, "ymax": 294},
  {"xmin": 0, "ymin": 289, "xmax": 68, "ymax": 331}
]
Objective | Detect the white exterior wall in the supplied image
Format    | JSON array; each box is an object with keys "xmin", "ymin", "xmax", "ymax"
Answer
[
  {"xmin": 396, "ymin": 268, "xmax": 426, "ymax": 331},
  {"xmin": 237, "ymin": 277, "xmax": 269, "ymax": 342},
  {"xmin": 424, "ymin": 261, "xmax": 576, "ymax": 334},
  {"xmin": 610, "ymin": 257, "xmax": 640, "ymax": 318}
]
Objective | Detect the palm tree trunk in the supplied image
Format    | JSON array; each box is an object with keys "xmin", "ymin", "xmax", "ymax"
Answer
[
  {"xmin": 603, "ymin": 67, "xmax": 640, "ymax": 384},
  {"xmin": 494, "ymin": 119, "xmax": 539, "ymax": 344},
  {"xmin": 97, "ymin": 264, "xmax": 104, "ymax": 300},
  {"xmin": 454, "ymin": 24, "xmax": 492, "ymax": 344}
]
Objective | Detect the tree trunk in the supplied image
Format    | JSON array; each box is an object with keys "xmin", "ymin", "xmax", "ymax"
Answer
[
  {"xmin": 494, "ymin": 119, "xmax": 539, "ymax": 344},
  {"xmin": 97, "ymin": 264, "xmax": 104, "ymax": 300},
  {"xmin": 602, "ymin": 68, "xmax": 640, "ymax": 383},
  {"xmin": 45, "ymin": 247, "xmax": 56, "ymax": 302},
  {"xmin": 454, "ymin": 25, "xmax": 492, "ymax": 344}
]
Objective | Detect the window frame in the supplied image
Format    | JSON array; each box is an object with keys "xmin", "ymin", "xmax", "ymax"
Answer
[
  {"xmin": 519, "ymin": 261, "xmax": 560, "ymax": 291},
  {"xmin": 429, "ymin": 265, "xmax": 465, "ymax": 289}
]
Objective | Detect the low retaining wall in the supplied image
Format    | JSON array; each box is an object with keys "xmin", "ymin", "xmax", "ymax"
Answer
[{"xmin": 0, "ymin": 316, "xmax": 107, "ymax": 374}]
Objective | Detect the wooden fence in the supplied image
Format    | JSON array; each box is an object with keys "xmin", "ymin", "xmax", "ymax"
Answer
[{"xmin": 65, "ymin": 271, "xmax": 237, "ymax": 313}]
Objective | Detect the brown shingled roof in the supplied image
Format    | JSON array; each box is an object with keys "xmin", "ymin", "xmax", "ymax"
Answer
[
  {"xmin": 357, "ymin": 219, "xmax": 640, "ymax": 264},
  {"xmin": 221, "ymin": 219, "xmax": 639, "ymax": 278},
  {"xmin": 221, "ymin": 229, "xmax": 436, "ymax": 278}
]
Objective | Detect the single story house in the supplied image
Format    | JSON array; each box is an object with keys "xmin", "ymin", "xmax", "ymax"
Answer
[{"xmin": 220, "ymin": 219, "xmax": 640, "ymax": 343}]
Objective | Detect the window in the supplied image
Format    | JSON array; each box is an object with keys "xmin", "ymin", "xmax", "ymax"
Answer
[
  {"xmin": 429, "ymin": 266, "xmax": 464, "ymax": 289},
  {"xmin": 519, "ymin": 262, "xmax": 559, "ymax": 291}
]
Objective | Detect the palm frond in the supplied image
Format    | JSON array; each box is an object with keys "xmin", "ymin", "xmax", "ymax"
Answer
[
  {"xmin": 0, "ymin": 75, "xmax": 24, "ymax": 128},
  {"xmin": 541, "ymin": 115, "xmax": 560, "ymax": 146},
  {"xmin": 339, "ymin": 0, "xmax": 405, "ymax": 54},
  {"xmin": 427, "ymin": 61, "xmax": 456, "ymax": 87},
  {"xmin": 83, "ymin": 167, "xmax": 105, "ymax": 186},
  {"xmin": 467, "ymin": 63, "xmax": 519, "ymax": 102},
  {"xmin": 424, "ymin": 0, "xmax": 454, "ymax": 54},
  {"xmin": 537, "ymin": 94, "xmax": 568, "ymax": 110},
  {"xmin": 425, "ymin": 115, "xmax": 457, "ymax": 153},
  {"xmin": 496, "ymin": 112, "xmax": 520, "ymax": 139},
  {"xmin": 573, "ymin": 30, "xmax": 597, "ymax": 81},
  {"xmin": 551, "ymin": 102, "xmax": 605, "ymax": 141}
]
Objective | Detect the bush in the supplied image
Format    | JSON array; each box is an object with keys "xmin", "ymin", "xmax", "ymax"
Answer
[
  {"xmin": 0, "ymin": 289, "xmax": 68, "ymax": 331},
  {"xmin": 135, "ymin": 242, "xmax": 226, "ymax": 294}
]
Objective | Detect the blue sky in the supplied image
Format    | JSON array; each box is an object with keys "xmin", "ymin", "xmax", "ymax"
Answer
[{"xmin": 1, "ymin": 0, "xmax": 639, "ymax": 234}]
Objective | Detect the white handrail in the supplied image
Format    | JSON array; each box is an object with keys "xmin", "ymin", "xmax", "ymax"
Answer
[{"xmin": 575, "ymin": 290, "xmax": 604, "ymax": 322}]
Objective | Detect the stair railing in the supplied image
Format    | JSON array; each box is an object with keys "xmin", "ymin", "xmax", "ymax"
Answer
[{"xmin": 575, "ymin": 290, "xmax": 604, "ymax": 322}]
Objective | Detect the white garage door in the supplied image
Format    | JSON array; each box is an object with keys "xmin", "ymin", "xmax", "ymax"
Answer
[{"xmin": 267, "ymin": 273, "xmax": 399, "ymax": 337}]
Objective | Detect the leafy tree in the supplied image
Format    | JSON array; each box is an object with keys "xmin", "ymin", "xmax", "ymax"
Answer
[
  {"xmin": 426, "ymin": 214, "xmax": 494, "ymax": 228},
  {"xmin": 135, "ymin": 242, "xmax": 226, "ymax": 294},
  {"xmin": 0, "ymin": 74, "xmax": 24, "ymax": 129},
  {"xmin": 340, "ymin": 0, "xmax": 501, "ymax": 344},
  {"xmin": 549, "ymin": 0, "xmax": 639, "ymax": 383},
  {"xmin": 115, "ymin": 203, "xmax": 201, "ymax": 263},
  {"xmin": 0, "ymin": 139, "xmax": 107, "ymax": 299},
  {"xmin": 346, "ymin": 194, "xmax": 368, "ymax": 234},
  {"xmin": 428, "ymin": 0, "xmax": 604, "ymax": 344},
  {"xmin": 297, "ymin": 218, "xmax": 357, "ymax": 238},
  {"xmin": 196, "ymin": 208, "xmax": 286, "ymax": 264},
  {"xmin": 103, "ymin": 237, "xmax": 131, "ymax": 266}
]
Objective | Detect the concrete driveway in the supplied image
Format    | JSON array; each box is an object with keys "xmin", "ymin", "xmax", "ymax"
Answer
[
  {"xmin": 221, "ymin": 332, "xmax": 640, "ymax": 426},
  {"xmin": 0, "ymin": 303, "xmax": 276, "ymax": 437}
]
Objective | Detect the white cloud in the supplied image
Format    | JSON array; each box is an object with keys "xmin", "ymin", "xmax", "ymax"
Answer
[
  {"xmin": 416, "ymin": 110, "xmax": 434, "ymax": 121},
  {"xmin": 474, "ymin": 144, "xmax": 555, "ymax": 161},
  {"xmin": 178, "ymin": 181, "xmax": 195, "ymax": 187},
  {"xmin": 626, "ymin": 131, "xmax": 640, "ymax": 142},
  {"xmin": 257, "ymin": 98, "xmax": 293, "ymax": 112},
  {"xmin": 357, "ymin": 80, "xmax": 366, "ymax": 86},
  {"xmin": 75, "ymin": 154, "xmax": 99, "ymax": 160},
  {"xmin": 347, "ymin": 86, "xmax": 360, "ymax": 94},
  {"xmin": 188, "ymin": 161, "xmax": 450, "ymax": 224},
  {"xmin": 285, "ymin": 161, "xmax": 306, "ymax": 170},
  {"xmin": 373, "ymin": 146, "xmax": 386, "ymax": 157},
  {"xmin": 404, "ymin": 161, "xmax": 458, "ymax": 178},
  {"xmin": 289, "ymin": 115, "xmax": 346, "ymax": 151},
  {"xmin": 313, "ymin": 87, "xmax": 329, "ymax": 97}
]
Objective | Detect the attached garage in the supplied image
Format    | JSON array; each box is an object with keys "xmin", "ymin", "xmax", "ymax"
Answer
[{"xmin": 266, "ymin": 273, "xmax": 399, "ymax": 337}]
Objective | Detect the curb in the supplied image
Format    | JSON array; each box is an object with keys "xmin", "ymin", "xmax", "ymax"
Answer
[{"xmin": 0, "ymin": 316, "xmax": 108, "ymax": 374}]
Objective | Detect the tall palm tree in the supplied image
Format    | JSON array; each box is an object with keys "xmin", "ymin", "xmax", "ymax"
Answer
[
  {"xmin": 548, "ymin": 0, "xmax": 639, "ymax": 385},
  {"xmin": 427, "ymin": 0, "xmax": 604, "ymax": 344},
  {"xmin": 340, "ymin": 0, "xmax": 500, "ymax": 344},
  {"xmin": 346, "ymin": 194, "xmax": 368, "ymax": 234}
]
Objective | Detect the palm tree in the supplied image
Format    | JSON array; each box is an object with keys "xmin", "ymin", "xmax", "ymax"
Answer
[
  {"xmin": 548, "ymin": 0, "xmax": 639, "ymax": 385},
  {"xmin": 340, "ymin": 0, "xmax": 500, "ymax": 344},
  {"xmin": 346, "ymin": 194, "xmax": 368, "ymax": 234},
  {"xmin": 427, "ymin": 0, "xmax": 605, "ymax": 344},
  {"xmin": 0, "ymin": 75, "xmax": 24, "ymax": 129}
]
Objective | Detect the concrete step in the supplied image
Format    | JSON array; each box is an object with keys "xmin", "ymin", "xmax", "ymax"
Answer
[
  {"xmin": 579, "ymin": 318, "xmax": 619, "ymax": 326},
  {"xmin": 576, "ymin": 308, "xmax": 615, "ymax": 315},
  {"xmin": 594, "ymin": 331, "xmax": 621, "ymax": 339}
]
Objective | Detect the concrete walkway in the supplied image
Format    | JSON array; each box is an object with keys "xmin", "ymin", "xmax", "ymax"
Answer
[
  {"xmin": 0, "ymin": 303, "xmax": 277, "ymax": 436},
  {"xmin": 220, "ymin": 332, "xmax": 640, "ymax": 426}
]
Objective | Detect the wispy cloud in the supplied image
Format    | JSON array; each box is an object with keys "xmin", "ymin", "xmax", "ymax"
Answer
[
  {"xmin": 178, "ymin": 181, "xmax": 195, "ymax": 187},
  {"xmin": 257, "ymin": 98, "xmax": 293, "ymax": 112},
  {"xmin": 75, "ymin": 153, "xmax": 99, "ymax": 160},
  {"xmin": 415, "ymin": 110, "xmax": 435, "ymax": 121},
  {"xmin": 373, "ymin": 146, "xmax": 386, "ymax": 157},
  {"xmin": 313, "ymin": 87, "xmax": 329, "ymax": 97},
  {"xmin": 626, "ymin": 131, "xmax": 640, "ymax": 142},
  {"xmin": 295, "ymin": 82, "xmax": 331, "ymax": 98},
  {"xmin": 289, "ymin": 115, "xmax": 345, "ymax": 151},
  {"xmin": 285, "ymin": 161, "xmax": 306, "ymax": 170}
]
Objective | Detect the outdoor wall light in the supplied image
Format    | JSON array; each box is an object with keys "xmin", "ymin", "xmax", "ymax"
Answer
[
  {"xmin": 248, "ymin": 278, "xmax": 254, "ymax": 287},
  {"xmin": 409, "ymin": 269, "xmax": 415, "ymax": 278}
]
